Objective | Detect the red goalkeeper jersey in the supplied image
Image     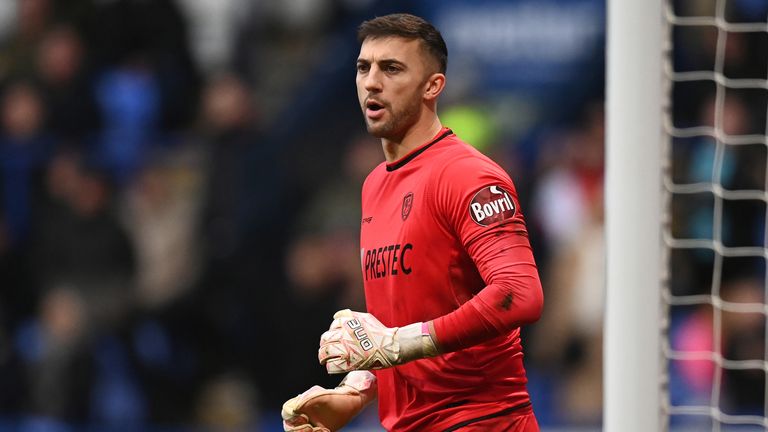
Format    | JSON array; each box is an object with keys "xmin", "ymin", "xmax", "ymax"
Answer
[{"xmin": 360, "ymin": 128, "xmax": 540, "ymax": 431}]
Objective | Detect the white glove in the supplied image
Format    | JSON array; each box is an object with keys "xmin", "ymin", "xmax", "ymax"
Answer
[
  {"xmin": 318, "ymin": 309, "xmax": 438, "ymax": 374},
  {"xmin": 281, "ymin": 370, "xmax": 377, "ymax": 432}
]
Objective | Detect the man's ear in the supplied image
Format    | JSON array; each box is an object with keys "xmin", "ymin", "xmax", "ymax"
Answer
[{"xmin": 423, "ymin": 73, "xmax": 446, "ymax": 101}]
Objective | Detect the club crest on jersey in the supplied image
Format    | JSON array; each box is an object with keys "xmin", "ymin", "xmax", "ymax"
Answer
[
  {"xmin": 469, "ymin": 185, "xmax": 516, "ymax": 226},
  {"xmin": 402, "ymin": 192, "xmax": 414, "ymax": 221}
]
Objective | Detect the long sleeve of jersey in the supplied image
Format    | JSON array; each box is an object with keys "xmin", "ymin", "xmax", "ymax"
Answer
[{"xmin": 430, "ymin": 155, "xmax": 544, "ymax": 353}]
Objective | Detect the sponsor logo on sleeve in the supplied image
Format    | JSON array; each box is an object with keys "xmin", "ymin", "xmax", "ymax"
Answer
[{"xmin": 469, "ymin": 185, "xmax": 516, "ymax": 226}]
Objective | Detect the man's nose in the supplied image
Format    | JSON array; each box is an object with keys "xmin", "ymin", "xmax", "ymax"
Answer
[{"xmin": 364, "ymin": 68, "xmax": 383, "ymax": 92}]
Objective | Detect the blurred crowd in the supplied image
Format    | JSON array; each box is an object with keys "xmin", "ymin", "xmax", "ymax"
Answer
[
  {"xmin": 0, "ymin": 0, "xmax": 372, "ymax": 429},
  {"xmin": 0, "ymin": 0, "xmax": 765, "ymax": 430}
]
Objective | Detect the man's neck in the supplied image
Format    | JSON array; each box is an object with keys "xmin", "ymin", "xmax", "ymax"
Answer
[{"xmin": 381, "ymin": 117, "xmax": 443, "ymax": 163}]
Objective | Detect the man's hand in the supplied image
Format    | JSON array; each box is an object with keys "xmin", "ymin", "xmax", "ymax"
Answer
[
  {"xmin": 318, "ymin": 309, "xmax": 438, "ymax": 374},
  {"xmin": 281, "ymin": 370, "xmax": 377, "ymax": 432}
]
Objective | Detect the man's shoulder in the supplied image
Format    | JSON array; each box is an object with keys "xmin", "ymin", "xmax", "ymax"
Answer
[{"xmin": 434, "ymin": 136, "xmax": 504, "ymax": 176}]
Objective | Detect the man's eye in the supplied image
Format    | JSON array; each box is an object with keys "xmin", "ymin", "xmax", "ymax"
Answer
[
  {"xmin": 385, "ymin": 66, "xmax": 400, "ymax": 73},
  {"xmin": 357, "ymin": 64, "xmax": 369, "ymax": 73}
]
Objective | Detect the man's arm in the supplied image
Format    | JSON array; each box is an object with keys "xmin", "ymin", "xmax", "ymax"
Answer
[
  {"xmin": 318, "ymin": 229, "xmax": 542, "ymax": 373},
  {"xmin": 431, "ymin": 229, "xmax": 543, "ymax": 352},
  {"xmin": 429, "ymin": 158, "xmax": 544, "ymax": 352}
]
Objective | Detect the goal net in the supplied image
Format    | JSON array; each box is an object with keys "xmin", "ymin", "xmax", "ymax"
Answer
[
  {"xmin": 662, "ymin": 0, "xmax": 768, "ymax": 430},
  {"xmin": 606, "ymin": 0, "xmax": 768, "ymax": 431}
]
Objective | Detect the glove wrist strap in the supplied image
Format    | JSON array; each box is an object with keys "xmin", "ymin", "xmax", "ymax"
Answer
[{"xmin": 396, "ymin": 322, "xmax": 439, "ymax": 363}]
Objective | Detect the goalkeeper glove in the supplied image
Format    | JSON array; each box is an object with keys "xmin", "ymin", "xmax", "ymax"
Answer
[
  {"xmin": 281, "ymin": 370, "xmax": 377, "ymax": 432},
  {"xmin": 318, "ymin": 309, "xmax": 439, "ymax": 374}
]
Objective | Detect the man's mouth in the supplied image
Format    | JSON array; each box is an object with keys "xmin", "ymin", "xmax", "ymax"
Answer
[
  {"xmin": 366, "ymin": 100, "xmax": 385, "ymax": 111},
  {"xmin": 365, "ymin": 99, "xmax": 386, "ymax": 119}
]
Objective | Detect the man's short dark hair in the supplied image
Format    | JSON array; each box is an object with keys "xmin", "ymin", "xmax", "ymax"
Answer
[{"xmin": 357, "ymin": 13, "xmax": 448, "ymax": 74}]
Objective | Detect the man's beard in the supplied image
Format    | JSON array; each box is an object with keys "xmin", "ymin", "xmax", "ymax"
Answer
[{"xmin": 365, "ymin": 95, "xmax": 420, "ymax": 140}]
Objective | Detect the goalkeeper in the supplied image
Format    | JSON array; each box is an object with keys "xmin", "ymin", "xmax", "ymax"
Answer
[{"xmin": 283, "ymin": 13, "xmax": 543, "ymax": 432}]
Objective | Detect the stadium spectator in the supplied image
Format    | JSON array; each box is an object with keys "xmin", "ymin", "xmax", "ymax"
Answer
[
  {"xmin": 20, "ymin": 153, "xmax": 137, "ymax": 424},
  {"xmin": 35, "ymin": 25, "xmax": 100, "ymax": 143},
  {"xmin": 0, "ymin": 80, "xmax": 53, "ymax": 249},
  {"xmin": 194, "ymin": 72, "xmax": 290, "ymax": 409},
  {"xmin": 670, "ymin": 277, "xmax": 765, "ymax": 421},
  {"xmin": 280, "ymin": 133, "xmax": 381, "ymax": 398},
  {"xmin": 121, "ymin": 157, "xmax": 203, "ymax": 311}
]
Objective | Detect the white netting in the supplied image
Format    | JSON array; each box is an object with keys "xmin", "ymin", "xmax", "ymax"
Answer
[{"xmin": 663, "ymin": 0, "xmax": 768, "ymax": 430}]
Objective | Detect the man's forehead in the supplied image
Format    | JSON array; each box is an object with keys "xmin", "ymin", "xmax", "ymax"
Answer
[{"xmin": 358, "ymin": 36, "xmax": 423, "ymax": 61}]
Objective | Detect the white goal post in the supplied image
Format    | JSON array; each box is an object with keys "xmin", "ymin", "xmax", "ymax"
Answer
[{"xmin": 604, "ymin": 0, "xmax": 665, "ymax": 431}]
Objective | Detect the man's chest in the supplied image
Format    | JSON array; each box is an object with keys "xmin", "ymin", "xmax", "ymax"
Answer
[{"xmin": 360, "ymin": 177, "xmax": 429, "ymax": 281}]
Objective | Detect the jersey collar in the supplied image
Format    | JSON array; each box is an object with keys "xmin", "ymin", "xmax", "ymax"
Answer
[{"xmin": 385, "ymin": 128, "xmax": 454, "ymax": 172}]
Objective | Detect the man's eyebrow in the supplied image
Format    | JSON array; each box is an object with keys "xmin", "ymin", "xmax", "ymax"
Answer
[
  {"xmin": 356, "ymin": 58, "xmax": 407, "ymax": 67},
  {"xmin": 379, "ymin": 59, "xmax": 406, "ymax": 67}
]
